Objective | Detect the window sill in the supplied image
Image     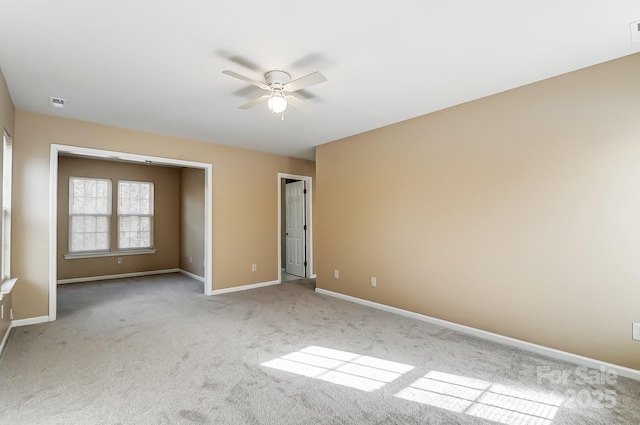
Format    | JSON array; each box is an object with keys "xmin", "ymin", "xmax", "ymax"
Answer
[
  {"xmin": 0, "ymin": 277, "xmax": 18, "ymax": 302},
  {"xmin": 64, "ymin": 249, "xmax": 157, "ymax": 260}
]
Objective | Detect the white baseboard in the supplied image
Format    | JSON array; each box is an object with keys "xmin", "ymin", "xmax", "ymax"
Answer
[
  {"xmin": 179, "ymin": 269, "xmax": 205, "ymax": 282},
  {"xmin": 12, "ymin": 315, "xmax": 50, "ymax": 327},
  {"xmin": 315, "ymin": 288, "xmax": 640, "ymax": 382},
  {"xmin": 57, "ymin": 269, "xmax": 180, "ymax": 285},
  {"xmin": 0, "ymin": 321, "xmax": 12, "ymax": 358},
  {"xmin": 210, "ymin": 279, "xmax": 280, "ymax": 295}
]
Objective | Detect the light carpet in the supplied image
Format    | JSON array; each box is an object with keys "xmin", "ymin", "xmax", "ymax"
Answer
[{"xmin": 0, "ymin": 273, "xmax": 639, "ymax": 424}]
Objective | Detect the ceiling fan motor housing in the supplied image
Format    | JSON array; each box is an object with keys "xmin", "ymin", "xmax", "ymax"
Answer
[{"xmin": 264, "ymin": 70, "xmax": 291, "ymax": 88}]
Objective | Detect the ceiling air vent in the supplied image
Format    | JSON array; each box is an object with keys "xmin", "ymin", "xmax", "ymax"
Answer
[{"xmin": 49, "ymin": 97, "xmax": 66, "ymax": 108}]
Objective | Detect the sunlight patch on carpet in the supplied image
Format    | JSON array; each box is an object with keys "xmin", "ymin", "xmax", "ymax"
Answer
[
  {"xmin": 261, "ymin": 346, "xmax": 414, "ymax": 392},
  {"xmin": 395, "ymin": 371, "xmax": 563, "ymax": 425}
]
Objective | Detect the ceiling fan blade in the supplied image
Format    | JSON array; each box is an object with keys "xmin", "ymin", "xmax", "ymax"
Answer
[
  {"xmin": 222, "ymin": 70, "xmax": 269, "ymax": 90},
  {"xmin": 284, "ymin": 71, "xmax": 327, "ymax": 92},
  {"xmin": 216, "ymin": 49, "xmax": 263, "ymax": 72},
  {"xmin": 285, "ymin": 95, "xmax": 313, "ymax": 113},
  {"xmin": 289, "ymin": 52, "xmax": 325, "ymax": 70},
  {"xmin": 239, "ymin": 95, "xmax": 270, "ymax": 109}
]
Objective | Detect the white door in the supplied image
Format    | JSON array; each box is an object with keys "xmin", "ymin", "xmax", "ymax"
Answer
[{"xmin": 285, "ymin": 180, "xmax": 306, "ymax": 277}]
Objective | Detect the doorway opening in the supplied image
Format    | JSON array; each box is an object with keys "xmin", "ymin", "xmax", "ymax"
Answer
[
  {"xmin": 277, "ymin": 173, "xmax": 314, "ymax": 283},
  {"xmin": 49, "ymin": 144, "xmax": 213, "ymax": 321}
]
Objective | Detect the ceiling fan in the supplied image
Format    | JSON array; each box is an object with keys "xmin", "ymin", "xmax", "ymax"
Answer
[{"xmin": 222, "ymin": 69, "xmax": 327, "ymax": 114}]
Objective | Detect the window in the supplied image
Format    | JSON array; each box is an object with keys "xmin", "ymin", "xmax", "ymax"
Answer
[
  {"xmin": 1, "ymin": 130, "xmax": 12, "ymax": 281},
  {"xmin": 67, "ymin": 177, "xmax": 155, "ymax": 256},
  {"xmin": 118, "ymin": 180, "xmax": 153, "ymax": 250},
  {"xmin": 69, "ymin": 177, "xmax": 112, "ymax": 253}
]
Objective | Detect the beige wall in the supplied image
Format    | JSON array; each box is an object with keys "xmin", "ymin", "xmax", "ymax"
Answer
[
  {"xmin": 12, "ymin": 111, "xmax": 315, "ymax": 319},
  {"xmin": 179, "ymin": 167, "xmax": 205, "ymax": 277},
  {"xmin": 0, "ymin": 67, "xmax": 15, "ymax": 341},
  {"xmin": 57, "ymin": 156, "xmax": 180, "ymax": 280},
  {"xmin": 316, "ymin": 53, "xmax": 640, "ymax": 370}
]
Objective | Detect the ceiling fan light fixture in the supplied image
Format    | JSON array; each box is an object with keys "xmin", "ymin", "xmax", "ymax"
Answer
[{"xmin": 267, "ymin": 93, "xmax": 287, "ymax": 113}]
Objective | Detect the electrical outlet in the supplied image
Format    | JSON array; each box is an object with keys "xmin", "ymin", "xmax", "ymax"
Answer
[
  {"xmin": 633, "ymin": 323, "xmax": 640, "ymax": 341},
  {"xmin": 252, "ymin": 264, "xmax": 257, "ymax": 272},
  {"xmin": 117, "ymin": 257, "xmax": 123, "ymax": 264},
  {"xmin": 189, "ymin": 256, "xmax": 193, "ymax": 263},
  {"xmin": 370, "ymin": 277, "xmax": 377, "ymax": 287},
  {"xmin": 334, "ymin": 269, "xmax": 339, "ymax": 279}
]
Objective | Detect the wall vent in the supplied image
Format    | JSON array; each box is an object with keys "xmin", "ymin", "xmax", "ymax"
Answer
[
  {"xmin": 631, "ymin": 20, "xmax": 640, "ymax": 43},
  {"xmin": 49, "ymin": 97, "xmax": 66, "ymax": 108}
]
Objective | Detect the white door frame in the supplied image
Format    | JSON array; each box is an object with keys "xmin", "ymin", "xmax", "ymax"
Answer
[
  {"xmin": 49, "ymin": 144, "xmax": 214, "ymax": 321},
  {"xmin": 277, "ymin": 173, "xmax": 314, "ymax": 282}
]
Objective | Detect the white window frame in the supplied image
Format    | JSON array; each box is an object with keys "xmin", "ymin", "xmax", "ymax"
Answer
[
  {"xmin": 1, "ymin": 130, "xmax": 12, "ymax": 282},
  {"xmin": 117, "ymin": 180, "xmax": 154, "ymax": 251},
  {"xmin": 68, "ymin": 177, "xmax": 112, "ymax": 253}
]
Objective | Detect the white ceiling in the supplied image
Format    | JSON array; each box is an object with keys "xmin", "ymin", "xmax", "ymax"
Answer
[{"xmin": 0, "ymin": 1, "xmax": 639, "ymax": 160}]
